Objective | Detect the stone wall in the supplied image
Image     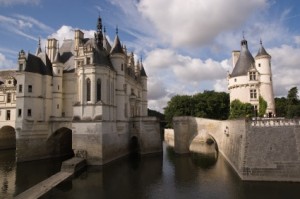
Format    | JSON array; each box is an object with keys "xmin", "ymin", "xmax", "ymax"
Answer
[
  {"xmin": 242, "ymin": 120, "xmax": 300, "ymax": 181},
  {"xmin": 73, "ymin": 117, "xmax": 162, "ymax": 165},
  {"xmin": 169, "ymin": 117, "xmax": 300, "ymax": 182}
]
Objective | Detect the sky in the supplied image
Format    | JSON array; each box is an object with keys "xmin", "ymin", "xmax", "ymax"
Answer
[{"xmin": 0, "ymin": 0, "xmax": 300, "ymax": 112}]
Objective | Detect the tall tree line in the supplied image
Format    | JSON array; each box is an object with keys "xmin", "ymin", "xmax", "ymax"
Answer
[
  {"xmin": 164, "ymin": 91, "xmax": 229, "ymax": 127},
  {"xmin": 275, "ymin": 87, "xmax": 300, "ymax": 118}
]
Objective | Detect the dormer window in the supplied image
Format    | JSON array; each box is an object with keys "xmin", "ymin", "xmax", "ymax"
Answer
[
  {"xmin": 249, "ymin": 72, "xmax": 256, "ymax": 81},
  {"xmin": 86, "ymin": 57, "xmax": 91, "ymax": 65}
]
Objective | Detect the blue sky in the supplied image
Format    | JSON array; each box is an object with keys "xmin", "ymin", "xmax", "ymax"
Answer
[{"xmin": 0, "ymin": 0, "xmax": 300, "ymax": 111}]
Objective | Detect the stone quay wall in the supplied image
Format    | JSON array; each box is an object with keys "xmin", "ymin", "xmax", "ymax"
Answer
[{"xmin": 168, "ymin": 116, "xmax": 300, "ymax": 182}]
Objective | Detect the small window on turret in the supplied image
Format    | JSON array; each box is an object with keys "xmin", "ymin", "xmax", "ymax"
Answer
[
  {"xmin": 27, "ymin": 109, "xmax": 32, "ymax": 117},
  {"xmin": 87, "ymin": 57, "xmax": 91, "ymax": 65},
  {"xmin": 19, "ymin": 85, "xmax": 23, "ymax": 93},
  {"xmin": 58, "ymin": 69, "xmax": 60, "ymax": 74},
  {"xmin": 258, "ymin": 63, "xmax": 261, "ymax": 67},
  {"xmin": 28, "ymin": 85, "xmax": 32, "ymax": 93},
  {"xmin": 19, "ymin": 63, "xmax": 23, "ymax": 71},
  {"xmin": 234, "ymin": 78, "xmax": 237, "ymax": 82},
  {"xmin": 121, "ymin": 64, "xmax": 124, "ymax": 71}
]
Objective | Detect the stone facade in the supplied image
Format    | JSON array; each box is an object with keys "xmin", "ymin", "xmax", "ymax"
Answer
[
  {"xmin": 228, "ymin": 38, "xmax": 275, "ymax": 116},
  {"xmin": 167, "ymin": 117, "xmax": 300, "ymax": 182},
  {"xmin": 0, "ymin": 16, "xmax": 161, "ymax": 165}
]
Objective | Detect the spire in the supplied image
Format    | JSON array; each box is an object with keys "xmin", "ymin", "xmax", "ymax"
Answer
[
  {"xmin": 53, "ymin": 51, "xmax": 61, "ymax": 63},
  {"xmin": 140, "ymin": 58, "xmax": 147, "ymax": 77},
  {"xmin": 230, "ymin": 37, "xmax": 255, "ymax": 77},
  {"xmin": 256, "ymin": 39, "xmax": 270, "ymax": 57},
  {"xmin": 110, "ymin": 28, "xmax": 124, "ymax": 54},
  {"xmin": 35, "ymin": 37, "xmax": 42, "ymax": 55},
  {"xmin": 95, "ymin": 16, "xmax": 103, "ymax": 48},
  {"xmin": 97, "ymin": 15, "xmax": 102, "ymax": 32}
]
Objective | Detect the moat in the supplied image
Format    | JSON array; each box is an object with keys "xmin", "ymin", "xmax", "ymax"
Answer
[{"xmin": 1, "ymin": 143, "xmax": 300, "ymax": 199}]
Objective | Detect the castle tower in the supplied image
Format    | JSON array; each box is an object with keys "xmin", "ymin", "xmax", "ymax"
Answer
[
  {"xmin": 228, "ymin": 37, "xmax": 276, "ymax": 117},
  {"xmin": 110, "ymin": 28, "xmax": 126, "ymax": 120},
  {"xmin": 140, "ymin": 61, "xmax": 148, "ymax": 116},
  {"xmin": 228, "ymin": 38, "xmax": 257, "ymax": 104},
  {"xmin": 255, "ymin": 40, "xmax": 275, "ymax": 116},
  {"xmin": 52, "ymin": 45, "xmax": 63, "ymax": 117}
]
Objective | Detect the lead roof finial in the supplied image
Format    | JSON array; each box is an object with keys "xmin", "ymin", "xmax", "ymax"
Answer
[
  {"xmin": 36, "ymin": 36, "xmax": 42, "ymax": 55},
  {"xmin": 116, "ymin": 25, "xmax": 118, "ymax": 35},
  {"xmin": 97, "ymin": 15, "xmax": 102, "ymax": 32}
]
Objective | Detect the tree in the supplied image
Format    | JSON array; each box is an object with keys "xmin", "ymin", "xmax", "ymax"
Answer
[
  {"xmin": 275, "ymin": 97, "xmax": 287, "ymax": 117},
  {"xmin": 229, "ymin": 99, "xmax": 254, "ymax": 119},
  {"xmin": 286, "ymin": 87, "xmax": 300, "ymax": 118},
  {"xmin": 164, "ymin": 95, "xmax": 193, "ymax": 128},
  {"xmin": 163, "ymin": 91, "xmax": 230, "ymax": 127},
  {"xmin": 287, "ymin": 87, "xmax": 299, "ymax": 105},
  {"xmin": 258, "ymin": 96, "xmax": 267, "ymax": 117}
]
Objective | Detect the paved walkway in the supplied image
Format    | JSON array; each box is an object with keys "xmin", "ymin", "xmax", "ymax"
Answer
[{"xmin": 14, "ymin": 171, "xmax": 72, "ymax": 199}]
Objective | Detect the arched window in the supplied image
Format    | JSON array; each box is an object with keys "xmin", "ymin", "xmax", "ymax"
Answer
[
  {"xmin": 86, "ymin": 78, "xmax": 91, "ymax": 102},
  {"xmin": 97, "ymin": 79, "xmax": 101, "ymax": 101}
]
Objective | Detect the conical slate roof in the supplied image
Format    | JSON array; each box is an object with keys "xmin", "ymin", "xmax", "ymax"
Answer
[
  {"xmin": 256, "ymin": 41, "xmax": 270, "ymax": 57},
  {"xmin": 140, "ymin": 65, "xmax": 147, "ymax": 77},
  {"xmin": 231, "ymin": 39, "xmax": 254, "ymax": 77},
  {"xmin": 110, "ymin": 35, "xmax": 124, "ymax": 54}
]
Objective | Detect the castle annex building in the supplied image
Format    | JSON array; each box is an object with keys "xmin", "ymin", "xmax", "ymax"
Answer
[
  {"xmin": 228, "ymin": 38, "xmax": 275, "ymax": 116},
  {"xmin": 0, "ymin": 17, "xmax": 161, "ymax": 165}
]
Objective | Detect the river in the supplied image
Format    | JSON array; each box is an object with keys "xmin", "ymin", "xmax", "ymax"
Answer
[{"xmin": 1, "ymin": 143, "xmax": 300, "ymax": 199}]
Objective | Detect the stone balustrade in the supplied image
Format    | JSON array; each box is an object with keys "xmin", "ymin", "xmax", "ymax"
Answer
[{"xmin": 249, "ymin": 118, "xmax": 300, "ymax": 127}]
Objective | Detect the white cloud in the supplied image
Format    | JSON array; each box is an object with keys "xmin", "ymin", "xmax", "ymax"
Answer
[
  {"xmin": 47, "ymin": 25, "xmax": 95, "ymax": 47},
  {"xmin": 138, "ymin": 0, "xmax": 267, "ymax": 47},
  {"xmin": 269, "ymin": 45, "xmax": 300, "ymax": 97},
  {"xmin": 14, "ymin": 14, "xmax": 54, "ymax": 32},
  {"xmin": 144, "ymin": 48, "xmax": 230, "ymax": 111},
  {"xmin": 0, "ymin": 53, "xmax": 16, "ymax": 69},
  {"xmin": 0, "ymin": 0, "xmax": 40, "ymax": 6},
  {"xmin": 0, "ymin": 14, "xmax": 53, "ymax": 41}
]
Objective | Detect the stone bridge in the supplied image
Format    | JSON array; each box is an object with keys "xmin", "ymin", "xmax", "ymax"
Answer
[
  {"xmin": 165, "ymin": 116, "xmax": 300, "ymax": 182},
  {"xmin": 0, "ymin": 117, "xmax": 74, "ymax": 161}
]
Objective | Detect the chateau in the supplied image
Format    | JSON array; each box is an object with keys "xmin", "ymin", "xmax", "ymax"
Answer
[
  {"xmin": 0, "ymin": 17, "xmax": 161, "ymax": 165},
  {"xmin": 228, "ymin": 38, "xmax": 275, "ymax": 117}
]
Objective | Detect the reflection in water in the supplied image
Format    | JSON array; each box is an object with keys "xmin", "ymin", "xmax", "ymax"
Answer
[
  {"xmin": 0, "ymin": 150, "xmax": 15, "ymax": 198},
  {"xmin": 190, "ymin": 152, "xmax": 217, "ymax": 169},
  {"xmin": 2, "ymin": 143, "xmax": 300, "ymax": 199}
]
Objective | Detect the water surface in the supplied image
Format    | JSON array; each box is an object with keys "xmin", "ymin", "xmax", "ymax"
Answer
[{"xmin": 1, "ymin": 143, "xmax": 300, "ymax": 199}]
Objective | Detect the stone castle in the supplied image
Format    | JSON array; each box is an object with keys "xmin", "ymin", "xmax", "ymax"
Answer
[
  {"xmin": 228, "ymin": 38, "xmax": 275, "ymax": 117},
  {"xmin": 0, "ymin": 17, "xmax": 162, "ymax": 165},
  {"xmin": 164, "ymin": 38, "xmax": 300, "ymax": 182}
]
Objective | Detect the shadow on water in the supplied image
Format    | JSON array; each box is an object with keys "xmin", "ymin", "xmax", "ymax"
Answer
[{"xmin": 190, "ymin": 152, "xmax": 218, "ymax": 169}]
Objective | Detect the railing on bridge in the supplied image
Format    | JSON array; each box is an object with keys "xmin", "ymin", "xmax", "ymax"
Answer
[{"xmin": 249, "ymin": 118, "xmax": 300, "ymax": 127}]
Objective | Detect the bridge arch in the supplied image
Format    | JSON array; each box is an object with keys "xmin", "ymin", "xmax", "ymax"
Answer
[
  {"xmin": 46, "ymin": 127, "xmax": 73, "ymax": 158},
  {"xmin": 189, "ymin": 132, "xmax": 219, "ymax": 168},
  {"xmin": 0, "ymin": 126, "xmax": 16, "ymax": 150}
]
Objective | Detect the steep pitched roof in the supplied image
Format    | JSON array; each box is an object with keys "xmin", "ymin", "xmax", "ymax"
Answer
[
  {"xmin": 256, "ymin": 41, "xmax": 271, "ymax": 58},
  {"xmin": 59, "ymin": 40, "xmax": 75, "ymax": 73},
  {"xmin": 103, "ymin": 36, "xmax": 111, "ymax": 52},
  {"xmin": 140, "ymin": 65, "xmax": 147, "ymax": 77},
  {"xmin": 231, "ymin": 39, "xmax": 254, "ymax": 77},
  {"xmin": 24, "ymin": 53, "xmax": 53, "ymax": 76},
  {"xmin": 110, "ymin": 35, "xmax": 124, "ymax": 54}
]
